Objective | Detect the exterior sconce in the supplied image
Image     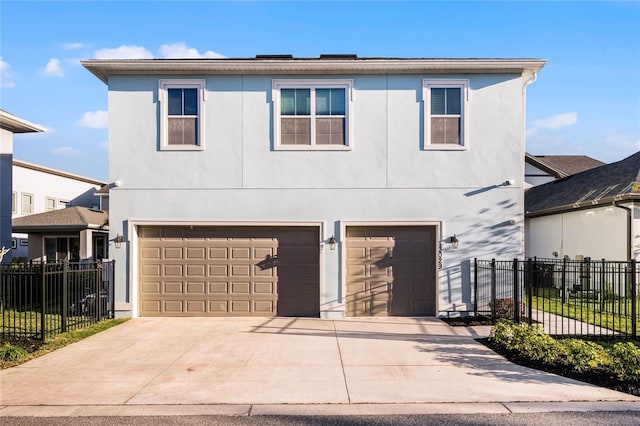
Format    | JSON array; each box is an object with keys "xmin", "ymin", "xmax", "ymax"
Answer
[
  {"xmin": 328, "ymin": 235, "xmax": 337, "ymax": 250},
  {"xmin": 450, "ymin": 234, "xmax": 459, "ymax": 249},
  {"xmin": 114, "ymin": 234, "xmax": 125, "ymax": 249},
  {"xmin": 503, "ymin": 179, "xmax": 515, "ymax": 186}
]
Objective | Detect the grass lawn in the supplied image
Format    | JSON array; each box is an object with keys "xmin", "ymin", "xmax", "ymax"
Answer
[
  {"xmin": 1, "ymin": 318, "xmax": 129, "ymax": 369},
  {"xmin": 530, "ymin": 295, "xmax": 640, "ymax": 335}
]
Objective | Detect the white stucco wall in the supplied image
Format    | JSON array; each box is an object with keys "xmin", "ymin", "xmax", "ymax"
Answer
[
  {"xmin": 106, "ymin": 73, "xmax": 527, "ymax": 317},
  {"xmin": 524, "ymin": 163, "xmax": 555, "ymax": 187},
  {"xmin": 526, "ymin": 205, "xmax": 631, "ymax": 261}
]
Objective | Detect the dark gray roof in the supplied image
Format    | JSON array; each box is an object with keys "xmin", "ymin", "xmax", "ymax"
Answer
[
  {"xmin": 525, "ymin": 152, "xmax": 640, "ymax": 217},
  {"xmin": 12, "ymin": 207, "xmax": 108, "ymax": 233},
  {"xmin": 525, "ymin": 153, "xmax": 605, "ymax": 178}
]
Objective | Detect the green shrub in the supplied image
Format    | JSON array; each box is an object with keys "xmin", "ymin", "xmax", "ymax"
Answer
[
  {"xmin": 610, "ymin": 342, "xmax": 640, "ymax": 381},
  {"xmin": 490, "ymin": 321, "xmax": 640, "ymax": 386},
  {"xmin": 0, "ymin": 343, "xmax": 29, "ymax": 361},
  {"xmin": 558, "ymin": 339, "xmax": 609, "ymax": 373},
  {"xmin": 490, "ymin": 320, "xmax": 560, "ymax": 364}
]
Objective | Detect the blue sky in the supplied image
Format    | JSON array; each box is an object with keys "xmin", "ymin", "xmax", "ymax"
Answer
[{"xmin": 1, "ymin": 0, "xmax": 638, "ymax": 182}]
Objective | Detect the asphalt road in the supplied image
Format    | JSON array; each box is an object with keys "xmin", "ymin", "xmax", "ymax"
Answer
[{"xmin": 2, "ymin": 412, "xmax": 640, "ymax": 426}]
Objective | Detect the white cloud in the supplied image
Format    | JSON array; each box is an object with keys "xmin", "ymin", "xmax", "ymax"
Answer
[
  {"xmin": 63, "ymin": 42, "xmax": 85, "ymax": 50},
  {"xmin": 0, "ymin": 57, "xmax": 15, "ymax": 88},
  {"xmin": 52, "ymin": 146, "xmax": 83, "ymax": 156},
  {"xmin": 530, "ymin": 112, "xmax": 577, "ymax": 130},
  {"xmin": 76, "ymin": 110, "xmax": 108, "ymax": 129},
  {"xmin": 94, "ymin": 45, "xmax": 153, "ymax": 59},
  {"xmin": 44, "ymin": 58, "xmax": 64, "ymax": 77},
  {"xmin": 158, "ymin": 42, "xmax": 225, "ymax": 59}
]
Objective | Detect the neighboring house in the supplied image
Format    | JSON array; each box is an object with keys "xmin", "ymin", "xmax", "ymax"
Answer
[
  {"xmin": 83, "ymin": 55, "xmax": 545, "ymax": 318},
  {"xmin": 10, "ymin": 159, "xmax": 106, "ymax": 259},
  {"xmin": 525, "ymin": 151, "xmax": 639, "ymax": 261},
  {"xmin": 525, "ymin": 153, "xmax": 605, "ymax": 188},
  {"xmin": 12, "ymin": 206, "xmax": 109, "ymax": 261},
  {"xmin": 0, "ymin": 110, "xmax": 45, "ymax": 264}
]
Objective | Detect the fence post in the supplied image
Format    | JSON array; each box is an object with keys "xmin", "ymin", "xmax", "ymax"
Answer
[
  {"xmin": 561, "ymin": 256, "xmax": 567, "ymax": 304},
  {"xmin": 40, "ymin": 263, "xmax": 46, "ymax": 341},
  {"xmin": 473, "ymin": 258, "xmax": 478, "ymax": 316},
  {"xmin": 632, "ymin": 259, "xmax": 637, "ymax": 339},
  {"xmin": 110, "ymin": 260, "xmax": 116, "ymax": 319},
  {"xmin": 527, "ymin": 258, "xmax": 533, "ymax": 325},
  {"xmin": 490, "ymin": 259, "xmax": 496, "ymax": 320},
  {"xmin": 61, "ymin": 261, "xmax": 68, "ymax": 332},
  {"xmin": 513, "ymin": 258, "xmax": 520, "ymax": 323}
]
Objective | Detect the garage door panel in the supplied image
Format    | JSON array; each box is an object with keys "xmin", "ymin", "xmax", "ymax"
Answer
[
  {"xmin": 186, "ymin": 300, "xmax": 206, "ymax": 313},
  {"xmin": 141, "ymin": 264, "xmax": 161, "ymax": 277},
  {"xmin": 142, "ymin": 282, "xmax": 161, "ymax": 294},
  {"xmin": 163, "ymin": 265, "xmax": 183, "ymax": 277},
  {"xmin": 185, "ymin": 282, "xmax": 206, "ymax": 294},
  {"xmin": 208, "ymin": 282, "xmax": 228, "ymax": 294},
  {"xmin": 163, "ymin": 282, "xmax": 183, "ymax": 294}
]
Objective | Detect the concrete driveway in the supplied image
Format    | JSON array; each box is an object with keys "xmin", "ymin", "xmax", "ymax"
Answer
[{"xmin": 1, "ymin": 317, "xmax": 639, "ymax": 416}]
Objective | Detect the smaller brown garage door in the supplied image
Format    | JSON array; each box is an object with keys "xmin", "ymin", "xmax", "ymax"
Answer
[
  {"xmin": 346, "ymin": 226, "xmax": 437, "ymax": 316},
  {"xmin": 139, "ymin": 226, "xmax": 319, "ymax": 317}
]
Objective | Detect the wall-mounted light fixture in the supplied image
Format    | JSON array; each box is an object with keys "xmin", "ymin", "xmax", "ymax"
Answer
[
  {"xmin": 328, "ymin": 235, "xmax": 337, "ymax": 250},
  {"xmin": 114, "ymin": 234, "xmax": 125, "ymax": 249},
  {"xmin": 503, "ymin": 179, "xmax": 515, "ymax": 186},
  {"xmin": 450, "ymin": 234, "xmax": 459, "ymax": 249}
]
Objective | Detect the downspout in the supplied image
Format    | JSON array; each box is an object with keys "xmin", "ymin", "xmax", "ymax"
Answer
[
  {"xmin": 613, "ymin": 201, "xmax": 632, "ymax": 261},
  {"xmin": 521, "ymin": 72, "xmax": 537, "ymax": 258}
]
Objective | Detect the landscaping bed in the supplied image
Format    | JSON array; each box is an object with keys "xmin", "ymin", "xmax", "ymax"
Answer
[{"xmin": 459, "ymin": 319, "xmax": 640, "ymax": 396}]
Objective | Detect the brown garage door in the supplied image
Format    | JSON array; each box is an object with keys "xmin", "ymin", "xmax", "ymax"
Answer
[
  {"xmin": 346, "ymin": 226, "xmax": 437, "ymax": 316},
  {"xmin": 139, "ymin": 226, "xmax": 319, "ymax": 317}
]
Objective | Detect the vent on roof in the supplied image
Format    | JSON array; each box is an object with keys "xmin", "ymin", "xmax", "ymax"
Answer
[
  {"xmin": 255, "ymin": 54, "xmax": 294, "ymax": 59},
  {"xmin": 319, "ymin": 54, "xmax": 358, "ymax": 59}
]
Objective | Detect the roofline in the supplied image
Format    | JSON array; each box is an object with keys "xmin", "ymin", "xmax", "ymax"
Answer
[
  {"xmin": 524, "ymin": 153, "xmax": 568, "ymax": 179},
  {"xmin": 13, "ymin": 159, "xmax": 106, "ymax": 186},
  {"xmin": 81, "ymin": 57, "xmax": 547, "ymax": 84},
  {"xmin": 526, "ymin": 193, "xmax": 638, "ymax": 218},
  {"xmin": 0, "ymin": 110, "xmax": 46, "ymax": 134},
  {"xmin": 11, "ymin": 224, "xmax": 108, "ymax": 233}
]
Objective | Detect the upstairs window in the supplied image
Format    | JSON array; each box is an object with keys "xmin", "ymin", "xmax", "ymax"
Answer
[
  {"xmin": 159, "ymin": 79, "xmax": 205, "ymax": 150},
  {"xmin": 45, "ymin": 197, "xmax": 57, "ymax": 212},
  {"xmin": 12, "ymin": 192, "xmax": 17, "ymax": 214},
  {"xmin": 273, "ymin": 80, "xmax": 353, "ymax": 150},
  {"xmin": 21, "ymin": 193, "xmax": 33, "ymax": 215},
  {"xmin": 423, "ymin": 79, "xmax": 469, "ymax": 150}
]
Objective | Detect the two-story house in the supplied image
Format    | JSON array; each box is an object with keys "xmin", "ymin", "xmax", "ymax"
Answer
[
  {"xmin": 83, "ymin": 55, "xmax": 545, "ymax": 318},
  {"xmin": 10, "ymin": 159, "xmax": 107, "ymax": 260}
]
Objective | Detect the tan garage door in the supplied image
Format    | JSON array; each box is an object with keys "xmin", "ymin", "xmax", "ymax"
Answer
[
  {"xmin": 346, "ymin": 226, "xmax": 437, "ymax": 316},
  {"xmin": 139, "ymin": 226, "xmax": 319, "ymax": 317}
]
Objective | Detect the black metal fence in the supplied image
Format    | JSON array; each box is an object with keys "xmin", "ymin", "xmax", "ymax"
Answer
[
  {"xmin": 475, "ymin": 258, "xmax": 639, "ymax": 339},
  {"xmin": 0, "ymin": 260, "xmax": 115, "ymax": 341}
]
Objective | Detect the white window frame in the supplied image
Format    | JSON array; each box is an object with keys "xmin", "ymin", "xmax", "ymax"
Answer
[
  {"xmin": 159, "ymin": 79, "xmax": 206, "ymax": 151},
  {"xmin": 45, "ymin": 197, "xmax": 57, "ymax": 212},
  {"xmin": 423, "ymin": 79, "xmax": 469, "ymax": 150},
  {"xmin": 21, "ymin": 192, "xmax": 33, "ymax": 215},
  {"xmin": 272, "ymin": 79, "xmax": 354, "ymax": 151}
]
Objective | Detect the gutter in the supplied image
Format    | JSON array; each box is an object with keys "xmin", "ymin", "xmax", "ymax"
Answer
[{"xmin": 613, "ymin": 201, "xmax": 633, "ymax": 261}]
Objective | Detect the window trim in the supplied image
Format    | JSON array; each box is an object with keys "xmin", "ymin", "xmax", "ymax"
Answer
[
  {"xmin": 423, "ymin": 79, "xmax": 469, "ymax": 150},
  {"xmin": 272, "ymin": 79, "xmax": 354, "ymax": 151},
  {"xmin": 11, "ymin": 191, "xmax": 17, "ymax": 214},
  {"xmin": 45, "ymin": 197, "xmax": 57, "ymax": 212},
  {"xmin": 21, "ymin": 192, "xmax": 33, "ymax": 215},
  {"xmin": 159, "ymin": 79, "xmax": 206, "ymax": 151}
]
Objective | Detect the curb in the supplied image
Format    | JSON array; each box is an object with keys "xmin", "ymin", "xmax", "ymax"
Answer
[{"xmin": 1, "ymin": 401, "xmax": 640, "ymax": 417}]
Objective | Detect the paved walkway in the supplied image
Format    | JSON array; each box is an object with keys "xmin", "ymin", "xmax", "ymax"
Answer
[{"xmin": 1, "ymin": 317, "xmax": 638, "ymax": 417}]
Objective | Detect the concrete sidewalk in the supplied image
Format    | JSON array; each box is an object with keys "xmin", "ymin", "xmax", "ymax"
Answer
[{"xmin": 1, "ymin": 317, "xmax": 638, "ymax": 417}]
